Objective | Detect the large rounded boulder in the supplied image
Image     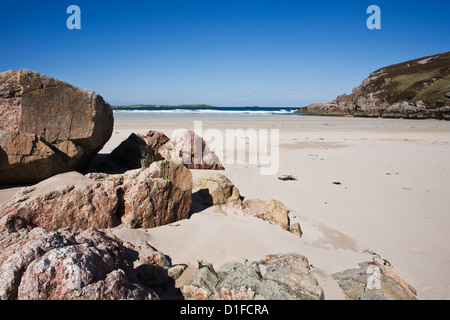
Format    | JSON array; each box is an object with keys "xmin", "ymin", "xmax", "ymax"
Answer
[{"xmin": 0, "ymin": 69, "xmax": 113, "ymax": 185}]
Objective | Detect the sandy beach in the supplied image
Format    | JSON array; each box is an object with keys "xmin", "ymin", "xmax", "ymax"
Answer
[
  {"xmin": 108, "ymin": 114, "xmax": 450, "ymax": 300},
  {"xmin": 2, "ymin": 114, "xmax": 450, "ymax": 300},
  {"xmin": 1, "ymin": 0, "xmax": 449, "ymax": 304}
]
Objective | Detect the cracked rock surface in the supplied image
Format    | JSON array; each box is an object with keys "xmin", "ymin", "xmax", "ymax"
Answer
[
  {"xmin": 0, "ymin": 214, "xmax": 183, "ymax": 300},
  {"xmin": 0, "ymin": 69, "xmax": 114, "ymax": 185},
  {"xmin": 180, "ymin": 253, "xmax": 324, "ymax": 300}
]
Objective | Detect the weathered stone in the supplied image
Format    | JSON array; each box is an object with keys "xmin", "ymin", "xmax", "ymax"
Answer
[
  {"xmin": 0, "ymin": 131, "xmax": 67, "ymax": 185},
  {"xmin": 73, "ymin": 268, "xmax": 155, "ymax": 300},
  {"xmin": 0, "ymin": 177, "xmax": 120, "ymax": 231},
  {"xmin": 168, "ymin": 264, "xmax": 187, "ymax": 281},
  {"xmin": 0, "ymin": 160, "xmax": 192, "ymax": 231},
  {"xmin": 106, "ymin": 133, "xmax": 162, "ymax": 170},
  {"xmin": 167, "ymin": 130, "xmax": 225, "ymax": 170},
  {"xmin": 365, "ymin": 265, "xmax": 382, "ymax": 291},
  {"xmin": 120, "ymin": 160, "xmax": 193, "ymax": 229},
  {"xmin": 332, "ymin": 262, "xmax": 417, "ymax": 300},
  {"xmin": 0, "ymin": 218, "xmax": 182, "ymax": 300},
  {"xmin": 180, "ymin": 253, "xmax": 323, "ymax": 300},
  {"xmin": 141, "ymin": 130, "xmax": 170, "ymax": 152},
  {"xmin": 289, "ymin": 222, "xmax": 303, "ymax": 238},
  {"xmin": 180, "ymin": 265, "xmax": 220, "ymax": 300},
  {"xmin": 216, "ymin": 262, "xmax": 261, "ymax": 300},
  {"xmin": 106, "ymin": 130, "xmax": 225, "ymax": 171},
  {"xmin": 193, "ymin": 173, "xmax": 242, "ymax": 206},
  {"xmin": 241, "ymin": 199, "xmax": 289, "ymax": 230},
  {"xmin": 0, "ymin": 227, "xmax": 71, "ymax": 300},
  {"xmin": 255, "ymin": 254, "xmax": 324, "ymax": 300},
  {"xmin": 0, "ymin": 69, "xmax": 114, "ymax": 185},
  {"xmin": 0, "ymin": 213, "xmax": 33, "ymax": 237},
  {"xmin": 192, "ymin": 177, "xmax": 302, "ymax": 236}
]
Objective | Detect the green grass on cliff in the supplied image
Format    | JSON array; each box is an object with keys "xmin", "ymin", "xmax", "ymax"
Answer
[{"xmin": 364, "ymin": 51, "xmax": 450, "ymax": 108}]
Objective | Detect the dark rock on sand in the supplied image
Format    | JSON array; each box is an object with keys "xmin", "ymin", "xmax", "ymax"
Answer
[
  {"xmin": 106, "ymin": 133, "xmax": 163, "ymax": 170},
  {"xmin": 105, "ymin": 130, "xmax": 225, "ymax": 171},
  {"xmin": 278, "ymin": 175, "xmax": 297, "ymax": 181}
]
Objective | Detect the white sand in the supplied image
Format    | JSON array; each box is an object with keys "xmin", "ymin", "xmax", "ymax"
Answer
[{"xmin": 3, "ymin": 114, "xmax": 450, "ymax": 300}]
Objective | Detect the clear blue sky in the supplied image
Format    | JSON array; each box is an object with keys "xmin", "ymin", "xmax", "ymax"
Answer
[{"xmin": 1, "ymin": 0, "xmax": 449, "ymax": 107}]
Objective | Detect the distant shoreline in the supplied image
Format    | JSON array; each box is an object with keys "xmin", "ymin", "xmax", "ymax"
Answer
[
  {"xmin": 111, "ymin": 104, "xmax": 280, "ymax": 110},
  {"xmin": 112, "ymin": 105, "xmax": 302, "ymax": 116},
  {"xmin": 112, "ymin": 104, "xmax": 217, "ymax": 110}
]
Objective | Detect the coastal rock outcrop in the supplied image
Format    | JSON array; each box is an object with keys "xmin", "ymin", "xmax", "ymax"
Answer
[
  {"xmin": 119, "ymin": 160, "xmax": 193, "ymax": 229},
  {"xmin": 192, "ymin": 173, "xmax": 301, "ymax": 237},
  {"xmin": 0, "ymin": 216, "xmax": 181, "ymax": 300},
  {"xmin": 0, "ymin": 160, "xmax": 192, "ymax": 231},
  {"xmin": 180, "ymin": 253, "xmax": 324, "ymax": 300},
  {"xmin": 0, "ymin": 178, "xmax": 120, "ymax": 231},
  {"xmin": 296, "ymin": 51, "xmax": 450, "ymax": 119},
  {"xmin": 193, "ymin": 173, "xmax": 242, "ymax": 206},
  {"xmin": 241, "ymin": 199, "xmax": 290, "ymax": 231},
  {"xmin": 0, "ymin": 69, "xmax": 114, "ymax": 185},
  {"xmin": 332, "ymin": 261, "xmax": 417, "ymax": 300},
  {"xmin": 165, "ymin": 130, "xmax": 225, "ymax": 170},
  {"xmin": 239, "ymin": 198, "xmax": 302, "ymax": 237},
  {"xmin": 105, "ymin": 130, "xmax": 225, "ymax": 171}
]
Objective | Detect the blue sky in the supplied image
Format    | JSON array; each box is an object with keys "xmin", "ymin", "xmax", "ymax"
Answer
[{"xmin": 1, "ymin": 0, "xmax": 449, "ymax": 107}]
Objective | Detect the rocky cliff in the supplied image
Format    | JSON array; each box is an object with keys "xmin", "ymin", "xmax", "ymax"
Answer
[{"xmin": 296, "ymin": 52, "xmax": 450, "ymax": 119}]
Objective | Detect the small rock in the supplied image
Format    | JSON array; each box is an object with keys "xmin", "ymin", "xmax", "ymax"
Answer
[
  {"xmin": 168, "ymin": 264, "xmax": 187, "ymax": 281},
  {"xmin": 289, "ymin": 222, "xmax": 303, "ymax": 238},
  {"xmin": 167, "ymin": 130, "xmax": 225, "ymax": 170},
  {"xmin": 332, "ymin": 262, "xmax": 417, "ymax": 300},
  {"xmin": 278, "ymin": 175, "xmax": 297, "ymax": 181},
  {"xmin": 193, "ymin": 173, "xmax": 241, "ymax": 206},
  {"xmin": 180, "ymin": 266, "xmax": 220, "ymax": 300},
  {"xmin": 241, "ymin": 199, "xmax": 289, "ymax": 230}
]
